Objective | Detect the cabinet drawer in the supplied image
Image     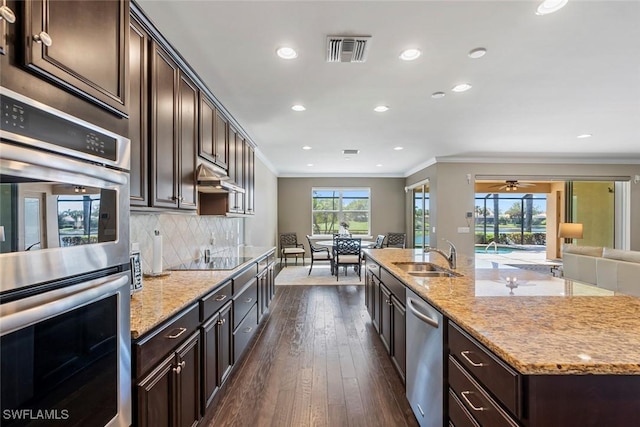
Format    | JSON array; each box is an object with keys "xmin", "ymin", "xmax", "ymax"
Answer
[
  {"xmin": 448, "ymin": 322, "xmax": 521, "ymax": 417},
  {"xmin": 135, "ymin": 303, "xmax": 200, "ymax": 377},
  {"xmin": 258, "ymin": 252, "xmax": 274, "ymax": 272},
  {"xmin": 200, "ymin": 281, "xmax": 232, "ymax": 321},
  {"xmin": 233, "ymin": 264, "xmax": 257, "ymax": 294},
  {"xmin": 380, "ymin": 268, "xmax": 405, "ymax": 303},
  {"xmin": 233, "ymin": 278, "xmax": 257, "ymax": 329},
  {"xmin": 449, "ymin": 388, "xmax": 480, "ymax": 427},
  {"xmin": 449, "ymin": 356, "xmax": 518, "ymax": 427},
  {"xmin": 233, "ymin": 303, "xmax": 258, "ymax": 360}
]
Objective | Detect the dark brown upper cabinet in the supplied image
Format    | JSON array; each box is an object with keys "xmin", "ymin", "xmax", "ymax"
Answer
[
  {"xmin": 199, "ymin": 93, "xmax": 229, "ymax": 170},
  {"xmin": 129, "ymin": 16, "xmax": 149, "ymax": 207},
  {"xmin": 150, "ymin": 41, "xmax": 197, "ymax": 210},
  {"xmin": 23, "ymin": 0, "xmax": 129, "ymax": 117}
]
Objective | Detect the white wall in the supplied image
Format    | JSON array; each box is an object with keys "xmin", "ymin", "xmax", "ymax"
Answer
[{"xmin": 244, "ymin": 156, "xmax": 278, "ymax": 247}]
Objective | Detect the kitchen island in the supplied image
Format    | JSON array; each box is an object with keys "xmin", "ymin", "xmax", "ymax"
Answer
[{"xmin": 363, "ymin": 248, "xmax": 640, "ymax": 427}]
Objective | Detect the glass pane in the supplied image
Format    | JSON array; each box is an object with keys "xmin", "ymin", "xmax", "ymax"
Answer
[
  {"xmin": 343, "ymin": 212, "xmax": 368, "ymax": 234},
  {"xmin": 312, "ymin": 211, "xmax": 339, "ymax": 234},
  {"xmin": 24, "ymin": 197, "xmax": 41, "ymax": 250},
  {"xmin": 341, "ymin": 190, "xmax": 369, "ymax": 210}
]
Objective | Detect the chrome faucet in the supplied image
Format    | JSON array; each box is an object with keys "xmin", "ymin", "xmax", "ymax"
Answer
[{"xmin": 424, "ymin": 239, "xmax": 457, "ymax": 269}]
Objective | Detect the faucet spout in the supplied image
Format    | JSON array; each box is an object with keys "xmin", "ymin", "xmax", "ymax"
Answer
[{"xmin": 424, "ymin": 239, "xmax": 457, "ymax": 269}]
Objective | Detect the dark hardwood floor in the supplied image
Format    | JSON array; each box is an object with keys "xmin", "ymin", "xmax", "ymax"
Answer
[{"xmin": 207, "ymin": 285, "xmax": 418, "ymax": 427}]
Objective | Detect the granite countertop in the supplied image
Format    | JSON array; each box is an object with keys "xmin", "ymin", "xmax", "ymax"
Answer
[
  {"xmin": 363, "ymin": 248, "xmax": 640, "ymax": 375},
  {"xmin": 130, "ymin": 246, "xmax": 275, "ymax": 339}
]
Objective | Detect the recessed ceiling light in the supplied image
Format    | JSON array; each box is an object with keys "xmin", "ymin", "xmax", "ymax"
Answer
[
  {"xmin": 399, "ymin": 48, "xmax": 421, "ymax": 61},
  {"xmin": 468, "ymin": 47, "xmax": 487, "ymax": 59},
  {"xmin": 276, "ymin": 46, "xmax": 298, "ymax": 59},
  {"xmin": 451, "ymin": 83, "xmax": 472, "ymax": 93},
  {"xmin": 431, "ymin": 92, "xmax": 446, "ymax": 99},
  {"xmin": 374, "ymin": 105, "xmax": 389, "ymax": 112},
  {"xmin": 536, "ymin": 0, "xmax": 568, "ymax": 15},
  {"xmin": 577, "ymin": 134, "xmax": 592, "ymax": 139},
  {"xmin": 302, "ymin": 145, "xmax": 312, "ymax": 150},
  {"xmin": 291, "ymin": 104, "xmax": 306, "ymax": 111},
  {"xmin": 376, "ymin": 164, "xmax": 383, "ymax": 167},
  {"xmin": 394, "ymin": 146, "xmax": 404, "ymax": 151},
  {"xmin": 307, "ymin": 163, "xmax": 313, "ymax": 167}
]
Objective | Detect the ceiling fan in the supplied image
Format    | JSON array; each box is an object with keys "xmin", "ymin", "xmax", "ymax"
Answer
[{"xmin": 488, "ymin": 180, "xmax": 536, "ymax": 192}]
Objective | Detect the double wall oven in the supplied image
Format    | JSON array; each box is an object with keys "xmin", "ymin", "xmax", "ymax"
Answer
[{"xmin": 0, "ymin": 87, "xmax": 131, "ymax": 426}]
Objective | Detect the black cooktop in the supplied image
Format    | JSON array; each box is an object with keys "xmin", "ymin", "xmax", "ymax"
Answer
[{"xmin": 170, "ymin": 257, "xmax": 253, "ymax": 271}]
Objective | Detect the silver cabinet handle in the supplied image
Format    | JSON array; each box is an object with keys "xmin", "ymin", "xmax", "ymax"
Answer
[
  {"xmin": 244, "ymin": 297, "xmax": 252, "ymax": 303},
  {"xmin": 243, "ymin": 326, "xmax": 253, "ymax": 334},
  {"xmin": 166, "ymin": 327, "xmax": 187, "ymax": 339},
  {"xmin": 217, "ymin": 318, "xmax": 226, "ymax": 325},
  {"xmin": 214, "ymin": 294, "xmax": 227, "ymax": 302},
  {"xmin": 460, "ymin": 391, "xmax": 485, "ymax": 412},
  {"xmin": 33, "ymin": 31, "xmax": 53, "ymax": 47},
  {"xmin": 0, "ymin": 5, "xmax": 16, "ymax": 23},
  {"xmin": 172, "ymin": 361, "xmax": 186, "ymax": 375},
  {"xmin": 460, "ymin": 351, "xmax": 486, "ymax": 367}
]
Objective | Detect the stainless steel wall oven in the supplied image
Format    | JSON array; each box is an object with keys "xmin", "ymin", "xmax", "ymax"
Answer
[{"xmin": 0, "ymin": 87, "xmax": 131, "ymax": 427}]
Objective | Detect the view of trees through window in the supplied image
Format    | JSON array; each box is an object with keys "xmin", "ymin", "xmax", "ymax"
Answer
[
  {"xmin": 312, "ymin": 188, "xmax": 370, "ymax": 235},
  {"xmin": 57, "ymin": 195, "xmax": 101, "ymax": 246},
  {"xmin": 475, "ymin": 193, "xmax": 547, "ymax": 246}
]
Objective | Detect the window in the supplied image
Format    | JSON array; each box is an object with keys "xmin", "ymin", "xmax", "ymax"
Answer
[{"xmin": 312, "ymin": 188, "xmax": 370, "ymax": 236}]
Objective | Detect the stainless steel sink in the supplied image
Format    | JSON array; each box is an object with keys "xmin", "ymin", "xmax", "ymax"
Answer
[{"xmin": 392, "ymin": 262, "xmax": 462, "ymax": 278}]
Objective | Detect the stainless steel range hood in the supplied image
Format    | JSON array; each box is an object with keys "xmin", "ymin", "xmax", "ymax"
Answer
[{"xmin": 196, "ymin": 163, "xmax": 245, "ymax": 194}]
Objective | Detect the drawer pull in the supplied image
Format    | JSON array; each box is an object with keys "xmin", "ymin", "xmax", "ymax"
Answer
[
  {"xmin": 166, "ymin": 327, "xmax": 187, "ymax": 339},
  {"xmin": 460, "ymin": 350, "xmax": 486, "ymax": 367},
  {"xmin": 214, "ymin": 294, "xmax": 227, "ymax": 302},
  {"xmin": 217, "ymin": 318, "xmax": 226, "ymax": 325},
  {"xmin": 460, "ymin": 391, "xmax": 486, "ymax": 412},
  {"xmin": 244, "ymin": 297, "xmax": 253, "ymax": 303},
  {"xmin": 243, "ymin": 326, "xmax": 253, "ymax": 334}
]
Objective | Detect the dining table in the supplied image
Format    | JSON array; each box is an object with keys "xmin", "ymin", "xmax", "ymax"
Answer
[{"xmin": 315, "ymin": 239, "xmax": 376, "ymax": 248}]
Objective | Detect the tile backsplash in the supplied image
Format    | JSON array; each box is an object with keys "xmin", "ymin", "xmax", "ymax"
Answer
[{"xmin": 130, "ymin": 213, "xmax": 244, "ymax": 272}]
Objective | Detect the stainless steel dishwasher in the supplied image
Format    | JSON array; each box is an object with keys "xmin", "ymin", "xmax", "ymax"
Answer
[{"xmin": 406, "ymin": 288, "xmax": 444, "ymax": 427}]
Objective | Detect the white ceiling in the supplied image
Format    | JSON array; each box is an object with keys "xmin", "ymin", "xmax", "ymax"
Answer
[{"xmin": 136, "ymin": 0, "xmax": 640, "ymax": 177}]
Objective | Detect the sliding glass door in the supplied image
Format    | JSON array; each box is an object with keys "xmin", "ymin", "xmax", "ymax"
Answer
[{"xmin": 413, "ymin": 184, "xmax": 429, "ymax": 249}]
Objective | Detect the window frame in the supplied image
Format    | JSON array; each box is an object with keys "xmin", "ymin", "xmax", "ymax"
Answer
[{"xmin": 311, "ymin": 187, "xmax": 371, "ymax": 237}]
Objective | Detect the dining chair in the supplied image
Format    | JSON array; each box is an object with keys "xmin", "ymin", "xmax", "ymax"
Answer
[
  {"xmin": 306, "ymin": 235, "xmax": 333, "ymax": 275},
  {"xmin": 279, "ymin": 232, "xmax": 305, "ymax": 267},
  {"xmin": 386, "ymin": 232, "xmax": 406, "ymax": 248},
  {"xmin": 373, "ymin": 234, "xmax": 386, "ymax": 249},
  {"xmin": 333, "ymin": 237, "xmax": 362, "ymax": 281}
]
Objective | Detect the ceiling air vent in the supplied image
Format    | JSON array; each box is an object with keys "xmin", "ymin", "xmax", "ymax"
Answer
[
  {"xmin": 342, "ymin": 149, "xmax": 360, "ymax": 155},
  {"xmin": 326, "ymin": 36, "xmax": 371, "ymax": 63}
]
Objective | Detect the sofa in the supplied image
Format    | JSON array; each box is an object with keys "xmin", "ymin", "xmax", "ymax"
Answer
[{"xmin": 562, "ymin": 244, "xmax": 640, "ymax": 296}]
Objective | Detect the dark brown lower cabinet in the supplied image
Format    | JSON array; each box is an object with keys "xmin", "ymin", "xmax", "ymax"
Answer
[
  {"xmin": 201, "ymin": 301, "xmax": 233, "ymax": 410},
  {"xmin": 137, "ymin": 331, "xmax": 201, "ymax": 427}
]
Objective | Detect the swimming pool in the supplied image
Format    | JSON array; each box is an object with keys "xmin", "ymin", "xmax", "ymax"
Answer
[{"xmin": 475, "ymin": 246, "xmax": 520, "ymax": 254}]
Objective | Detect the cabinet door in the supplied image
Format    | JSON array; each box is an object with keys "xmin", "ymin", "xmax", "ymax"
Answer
[
  {"xmin": 177, "ymin": 72, "xmax": 197, "ymax": 210},
  {"xmin": 379, "ymin": 283, "xmax": 392, "ymax": 354},
  {"xmin": 23, "ymin": 0, "xmax": 128, "ymax": 116},
  {"xmin": 199, "ymin": 94, "xmax": 215, "ymax": 163},
  {"xmin": 150, "ymin": 42, "xmax": 178, "ymax": 208},
  {"xmin": 391, "ymin": 294, "xmax": 406, "ymax": 382},
  {"xmin": 245, "ymin": 142, "xmax": 255, "ymax": 215},
  {"xmin": 137, "ymin": 354, "xmax": 174, "ymax": 427},
  {"xmin": 372, "ymin": 274, "xmax": 380, "ymax": 333},
  {"xmin": 214, "ymin": 109, "xmax": 229, "ymax": 169},
  {"xmin": 129, "ymin": 16, "xmax": 149, "ymax": 207},
  {"xmin": 201, "ymin": 313, "xmax": 219, "ymax": 409},
  {"xmin": 175, "ymin": 332, "xmax": 200, "ymax": 427},
  {"xmin": 235, "ymin": 135, "xmax": 245, "ymax": 213},
  {"xmin": 227, "ymin": 125, "xmax": 238, "ymax": 213},
  {"xmin": 1, "ymin": 0, "xmax": 16, "ymax": 55},
  {"xmin": 217, "ymin": 302, "xmax": 233, "ymax": 386}
]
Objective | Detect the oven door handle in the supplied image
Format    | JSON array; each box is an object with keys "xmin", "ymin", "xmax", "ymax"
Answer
[{"xmin": 0, "ymin": 274, "xmax": 129, "ymax": 336}]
